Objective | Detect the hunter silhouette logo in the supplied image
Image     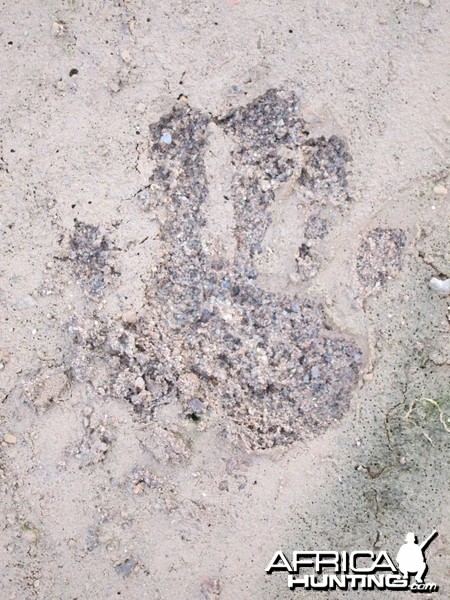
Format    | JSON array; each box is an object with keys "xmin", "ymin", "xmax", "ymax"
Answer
[
  {"xmin": 266, "ymin": 530, "xmax": 439, "ymax": 592},
  {"xmin": 396, "ymin": 530, "xmax": 438, "ymax": 584}
]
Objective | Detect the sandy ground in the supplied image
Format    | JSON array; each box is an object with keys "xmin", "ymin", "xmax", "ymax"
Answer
[{"xmin": 0, "ymin": 1, "xmax": 449, "ymax": 599}]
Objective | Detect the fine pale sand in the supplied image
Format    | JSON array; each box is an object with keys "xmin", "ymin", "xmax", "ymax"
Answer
[{"xmin": 0, "ymin": 1, "xmax": 449, "ymax": 598}]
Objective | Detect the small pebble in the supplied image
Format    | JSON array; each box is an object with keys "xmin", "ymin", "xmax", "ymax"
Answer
[
  {"xmin": 51, "ymin": 21, "xmax": 66, "ymax": 37},
  {"xmin": 433, "ymin": 184, "xmax": 447, "ymax": 196},
  {"xmin": 120, "ymin": 49, "xmax": 132, "ymax": 63},
  {"xmin": 160, "ymin": 133, "xmax": 172, "ymax": 145},
  {"xmin": 135, "ymin": 376, "xmax": 145, "ymax": 391},
  {"xmin": 0, "ymin": 350, "xmax": 10, "ymax": 364},
  {"xmin": 108, "ymin": 80, "xmax": 121, "ymax": 93},
  {"xmin": 428, "ymin": 277, "xmax": 450, "ymax": 296},
  {"xmin": 429, "ymin": 351, "xmax": 446, "ymax": 366},
  {"xmin": 115, "ymin": 557, "xmax": 138, "ymax": 578},
  {"xmin": 122, "ymin": 310, "xmax": 138, "ymax": 325},
  {"xmin": 188, "ymin": 398, "xmax": 205, "ymax": 414},
  {"xmin": 4, "ymin": 433, "xmax": 17, "ymax": 445}
]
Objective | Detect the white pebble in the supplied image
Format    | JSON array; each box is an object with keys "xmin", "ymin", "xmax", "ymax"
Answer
[
  {"xmin": 160, "ymin": 133, "xmax": 172, "ymax": 145},
  {"xmin": 120, "ymin": 49, "xmax": 132, "ymax": 63},
  {"xmin": 433, "ymin": 184, "xmax": 447, "ymax": 196},
  {"xmin": 429, "ymin": 277, "xmax": 450, "ymax": 296},
  {"xmin": 135, "ymin": 377, "xmax": 145, "ymax": 391},
  {"xmin": 122, "ymin": 310, "xmax": 138, "ymax": 325}
]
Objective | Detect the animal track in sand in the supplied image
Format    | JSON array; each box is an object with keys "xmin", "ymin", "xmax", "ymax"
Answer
[{"xmin": 70, "ymin": 90, "xmax": 365, "ymax": 450}]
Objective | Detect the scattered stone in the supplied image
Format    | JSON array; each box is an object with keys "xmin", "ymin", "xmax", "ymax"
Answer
[
  {"xmin": 218, "ymin": 479, "xmax": 229, "ymax": 491},
  {"xmin": 51, "ymin": 20, "xmax": 67, "ymax": 37},
  {"xmin": 160, "ymin": 132, "xmax": 172, "ymax": 145},
  {"xmin": 187, "ymin": 398, "xmax": 205, "ymax": 415},
  {"xmin": 428, "ymin": 277, "xmax": 450, "ymax": 296},
  {"xmin": 133, "ymin": 482, "xmax": 144, "ymax": 494},
  {"xmin": 115, "ymin": 557, "xmax": 138, "ymax": 578},
  {"xmin": 3, "ymin": 433, "xmax": 17, "ymax": 445},
  {"xmin": 134, "ymin": 376, "xmax": 145, "ymax": 391},
  {"xmin": 433, "ymin": 184, "xmax": 447, "ymax": 196},
  {"xmin": 122, "ymin": 310, "xmax": 138, "ymax": 325},
  {"xmin": 429, "ymin": 351, "xmax": 446, "ymax": 366},
  {"xmin": 120, "ymin": 49, "xmax": 132, "ymax": 63},
  {"xmin": 108, "ymin": 80, "xmax": 121, "ymax": 94}
]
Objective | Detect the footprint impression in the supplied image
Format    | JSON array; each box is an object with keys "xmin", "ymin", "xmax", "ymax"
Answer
[{"xmin": 71, "ymin": 90, "xmax": 363, "ymax": 451}]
